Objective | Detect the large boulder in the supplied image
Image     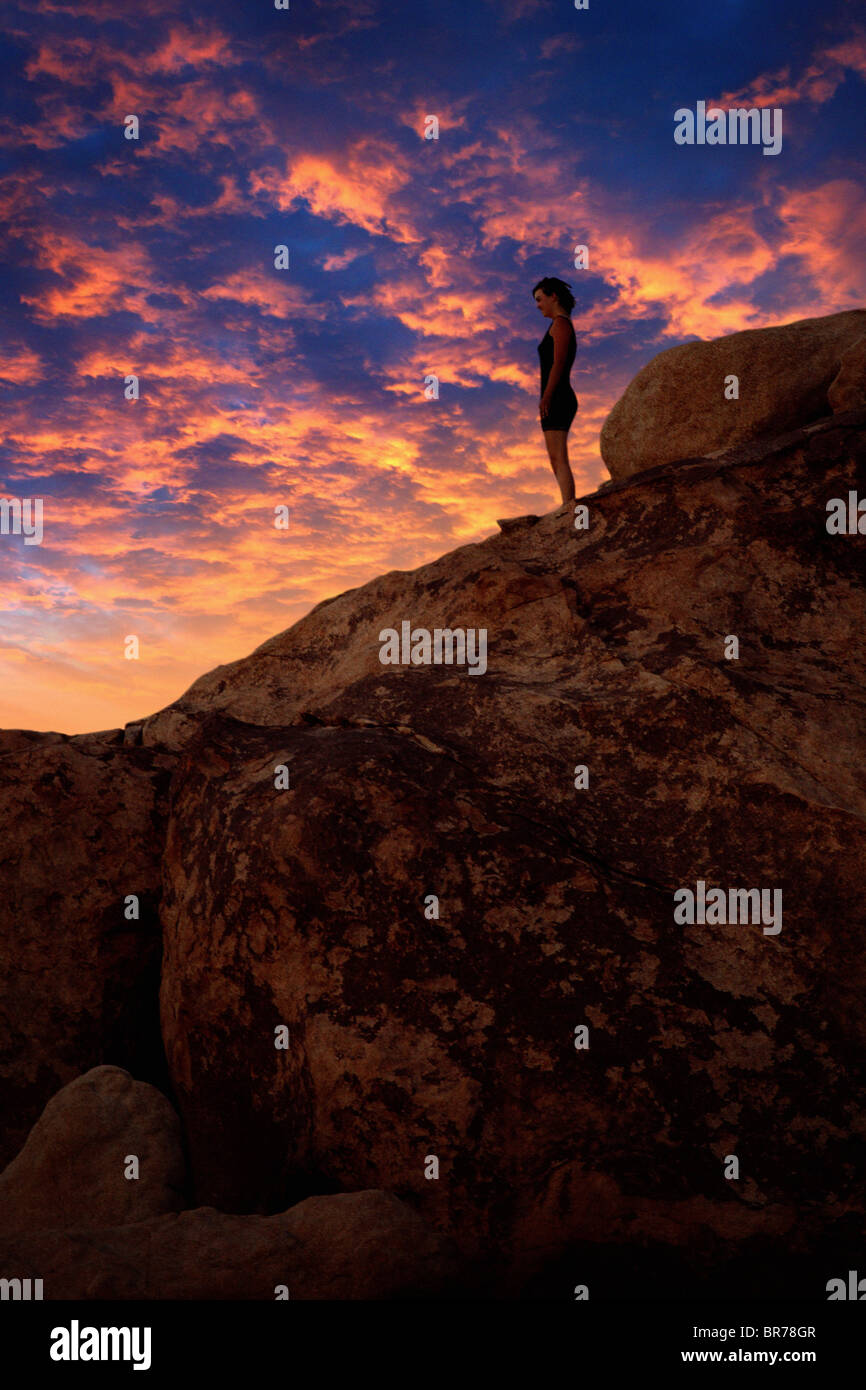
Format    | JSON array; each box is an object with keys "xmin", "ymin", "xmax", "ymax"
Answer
[
  {"xmin": 600, "ymin": 308, "xmax": 866, "ymax": 480},
  {"xmin": 0, "ymin": 1190, "xmax": 462, "ymax": 1299},
  {"xmin": 3, "ymin": 405, "xmax": 865, "ymax": 1297},
  {"xmin": 0, "ymin": 1066, "xmax": 186, "ymax": 1233},
  {"xmin": 0, "ymin": 733, "xmax": 177, "ymax": 1167},
  {"xmin": 152, "ymin": 410, "xmax": 866, "ymax": 1289}
]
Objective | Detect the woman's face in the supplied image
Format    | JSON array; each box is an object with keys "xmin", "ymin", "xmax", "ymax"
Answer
[{"xmin": 534, "ymin": 288, "xmax": 558, "ymax": 317}]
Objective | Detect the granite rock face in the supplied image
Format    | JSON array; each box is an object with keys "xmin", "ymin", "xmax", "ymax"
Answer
[
  {"xmin": 828, "ymin": 331, "xmax": 866, "ymax": 414},
  {"xmin": 153, "ymin": 410, "xmax": 865, "ymax": 1287},
  {"xmin": 2, "ymin": 405, "xmax": 865, "ymax": 1297},
  {"xmin": 0, "ymin": 733, "xmax": 176, "ymax": 1168},
  {"xmin": 600, "ymin": 309, "xmax": 866, "ymax": 481}
]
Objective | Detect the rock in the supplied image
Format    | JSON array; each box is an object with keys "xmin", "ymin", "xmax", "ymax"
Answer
[
  {"xmin": 3, "ymin": 404, "xmax": 866, "ymax": 1295},
  {"xmin": 496, "ymin": 514, "xmax": 540, "ymax": 532},
  {"xmin": 0, "ymin": 1066, "xmax": 186, "ymax": 1233},
  {"xmin": 68, "ymin": 728, "xmax": 124, "ymax": 746},
  {"xmin": 828, "ymin": 334, "xmax": 866, "ymax": 414},
  {"xmin": 0, "ymin": 735, "xmax": 177, "ymax": 1168},
  {"xmin": 0, "ymin": 729, "xmax": 66, "ymax": 755},
  {"xmin": 0, "ymin": 1191, "xmax": 462, "ymax": 1299},
  {"xmin": 150, "ymin": 409, "xmax": 866, "ymax": 1285},
  {"xmin": 600, "ymin": 308, "xmax": 866, "ymax": 481}
]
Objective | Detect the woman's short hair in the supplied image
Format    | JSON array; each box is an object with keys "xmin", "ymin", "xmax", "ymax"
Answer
[{"xmin": 532, "ymin": 276, "xmax": 576, "ymax": 314}]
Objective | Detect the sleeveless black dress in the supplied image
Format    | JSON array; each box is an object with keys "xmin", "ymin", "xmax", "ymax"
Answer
[{"xmin": 538, "ymin": 317, "xmax": 578, "ymax": 431}]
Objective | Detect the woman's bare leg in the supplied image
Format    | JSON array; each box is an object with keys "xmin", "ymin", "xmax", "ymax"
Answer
[{"xmin": 543, "ymin": 429, "xmax": 576, "ymax": 503}]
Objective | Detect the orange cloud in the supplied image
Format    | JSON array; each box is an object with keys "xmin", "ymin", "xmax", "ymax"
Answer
[
  {"xmin": 0, "ymin": 344, "xmax": 43, "ymax": 385},
  {"xmin": 19, "ymin": 231, "xmax": 158, "ymax": 322},
  {"xmin": 252, "ymin": 142, "xmax": 419, "ymax": 244},
  {"xmin": 4, "ymin": 8, "xmax": 865, "ymax": 739},
  {"xmin": 715, "ymin": 27, "xmax": 866, "ymax": 108}
]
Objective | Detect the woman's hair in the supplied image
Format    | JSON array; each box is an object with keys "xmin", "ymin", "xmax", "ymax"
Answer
[{"xmin": 532, "ymin": 276, "xmax": 575, "ymax": 314}]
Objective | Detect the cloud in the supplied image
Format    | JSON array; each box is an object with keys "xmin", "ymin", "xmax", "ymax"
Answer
[
  {"xmin": 714, "ymin": 27, "xmax": 866, "ymax": 108},
  {"xmin": 2, "ymin": 1, "xmax": 865, "ymax": 734},
  {"xmin": 0, "ymin": 344, "xmax": 43, "ymax": 385}
]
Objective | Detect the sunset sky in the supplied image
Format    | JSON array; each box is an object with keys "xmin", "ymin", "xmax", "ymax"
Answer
[{"xmin": 1, "ymin": 0, "xmax": 864, "ymax": 734}]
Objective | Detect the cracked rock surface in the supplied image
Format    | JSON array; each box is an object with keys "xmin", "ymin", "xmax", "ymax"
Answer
[{"xmin": 2, "ymin": 407, "xmax": 865, "ymax": 1295}]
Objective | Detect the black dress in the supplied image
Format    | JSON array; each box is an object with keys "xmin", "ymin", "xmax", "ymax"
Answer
[{"xmin": 538, "ymin": 317, "xmax": 578, "ymax": 431}]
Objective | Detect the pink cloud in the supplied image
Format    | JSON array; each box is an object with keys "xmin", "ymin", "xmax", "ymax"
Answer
[{"xmin": 714, "ymin": 27, "xmax": 866, "ymax": 108}]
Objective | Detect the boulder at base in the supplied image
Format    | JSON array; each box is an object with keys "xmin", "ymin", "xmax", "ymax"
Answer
[
  {"xmin": 0, "ymin": 1190, "xmax": 461, "ymax": 1299},
  {"xmin": 0, "ymin": 1066, "xmax": 186, "ymax": 1233}
]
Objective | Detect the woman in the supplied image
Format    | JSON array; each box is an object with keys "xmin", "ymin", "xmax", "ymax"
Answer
[{"xmin": 533, "ymin": 277, "xmax": 578, "ymax": 503}]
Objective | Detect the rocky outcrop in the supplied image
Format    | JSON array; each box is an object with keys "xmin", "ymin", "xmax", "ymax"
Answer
[
  {"xmin": 0, "ymin": 1186, "xmax": 461, "ymax": 1299},
  {"xmin": 829, "ymin": 330, "xmax": 866, "ymax": 414},
  {"xmin": 2, "ymin": 404, "xmax": 865, "ymax": 1298},
  {"xmin": 151, "ymin": 409, "xmax": 866, "ymax": 1289},
  {"xmin": 600, "ymin": 309, "xmax": 866, "ymax": 480},
  {"xmin": 0, "ymin": 1195, "xmax": 461, "ymax": 1301},
  {"xmin": 0, "ymin": 1066, "xmax": 458, "ymax": 1298},
  {"xmin": 0, "ymin": 735, "xmax": 176, "ymax": 1168},
  {"xmin": 0, "ymin": 1067, "xmax": 185, "ymax": 1233}
]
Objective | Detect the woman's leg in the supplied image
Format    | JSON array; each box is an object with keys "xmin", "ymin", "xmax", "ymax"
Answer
[{"xmin": 543, "ymin": 429, "xmax": 576, "ymax": 504}]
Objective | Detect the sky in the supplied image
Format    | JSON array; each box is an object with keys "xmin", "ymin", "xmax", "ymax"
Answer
[{"xmin": 0, "ymin": 0, "xmax": 864, "ymax": 735}]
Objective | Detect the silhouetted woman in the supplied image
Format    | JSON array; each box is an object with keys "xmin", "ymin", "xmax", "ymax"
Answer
[{"xmin": 533, "ymin": 277, "xmax": 578, "ymax": 503}]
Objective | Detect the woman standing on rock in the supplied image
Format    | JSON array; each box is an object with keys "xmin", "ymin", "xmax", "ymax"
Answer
[{"xmin": 533, "ymin": 277, "xmax": 578, "ymax": 503}]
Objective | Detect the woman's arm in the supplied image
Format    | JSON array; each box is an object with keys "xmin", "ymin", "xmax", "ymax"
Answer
[
  {"xmin": 539, "ymin": 319, "xmax": 573, "ymax": 419},
  {"xmin": 544, "ymin": 317, "xmax": 572, "ymax": 394}
]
